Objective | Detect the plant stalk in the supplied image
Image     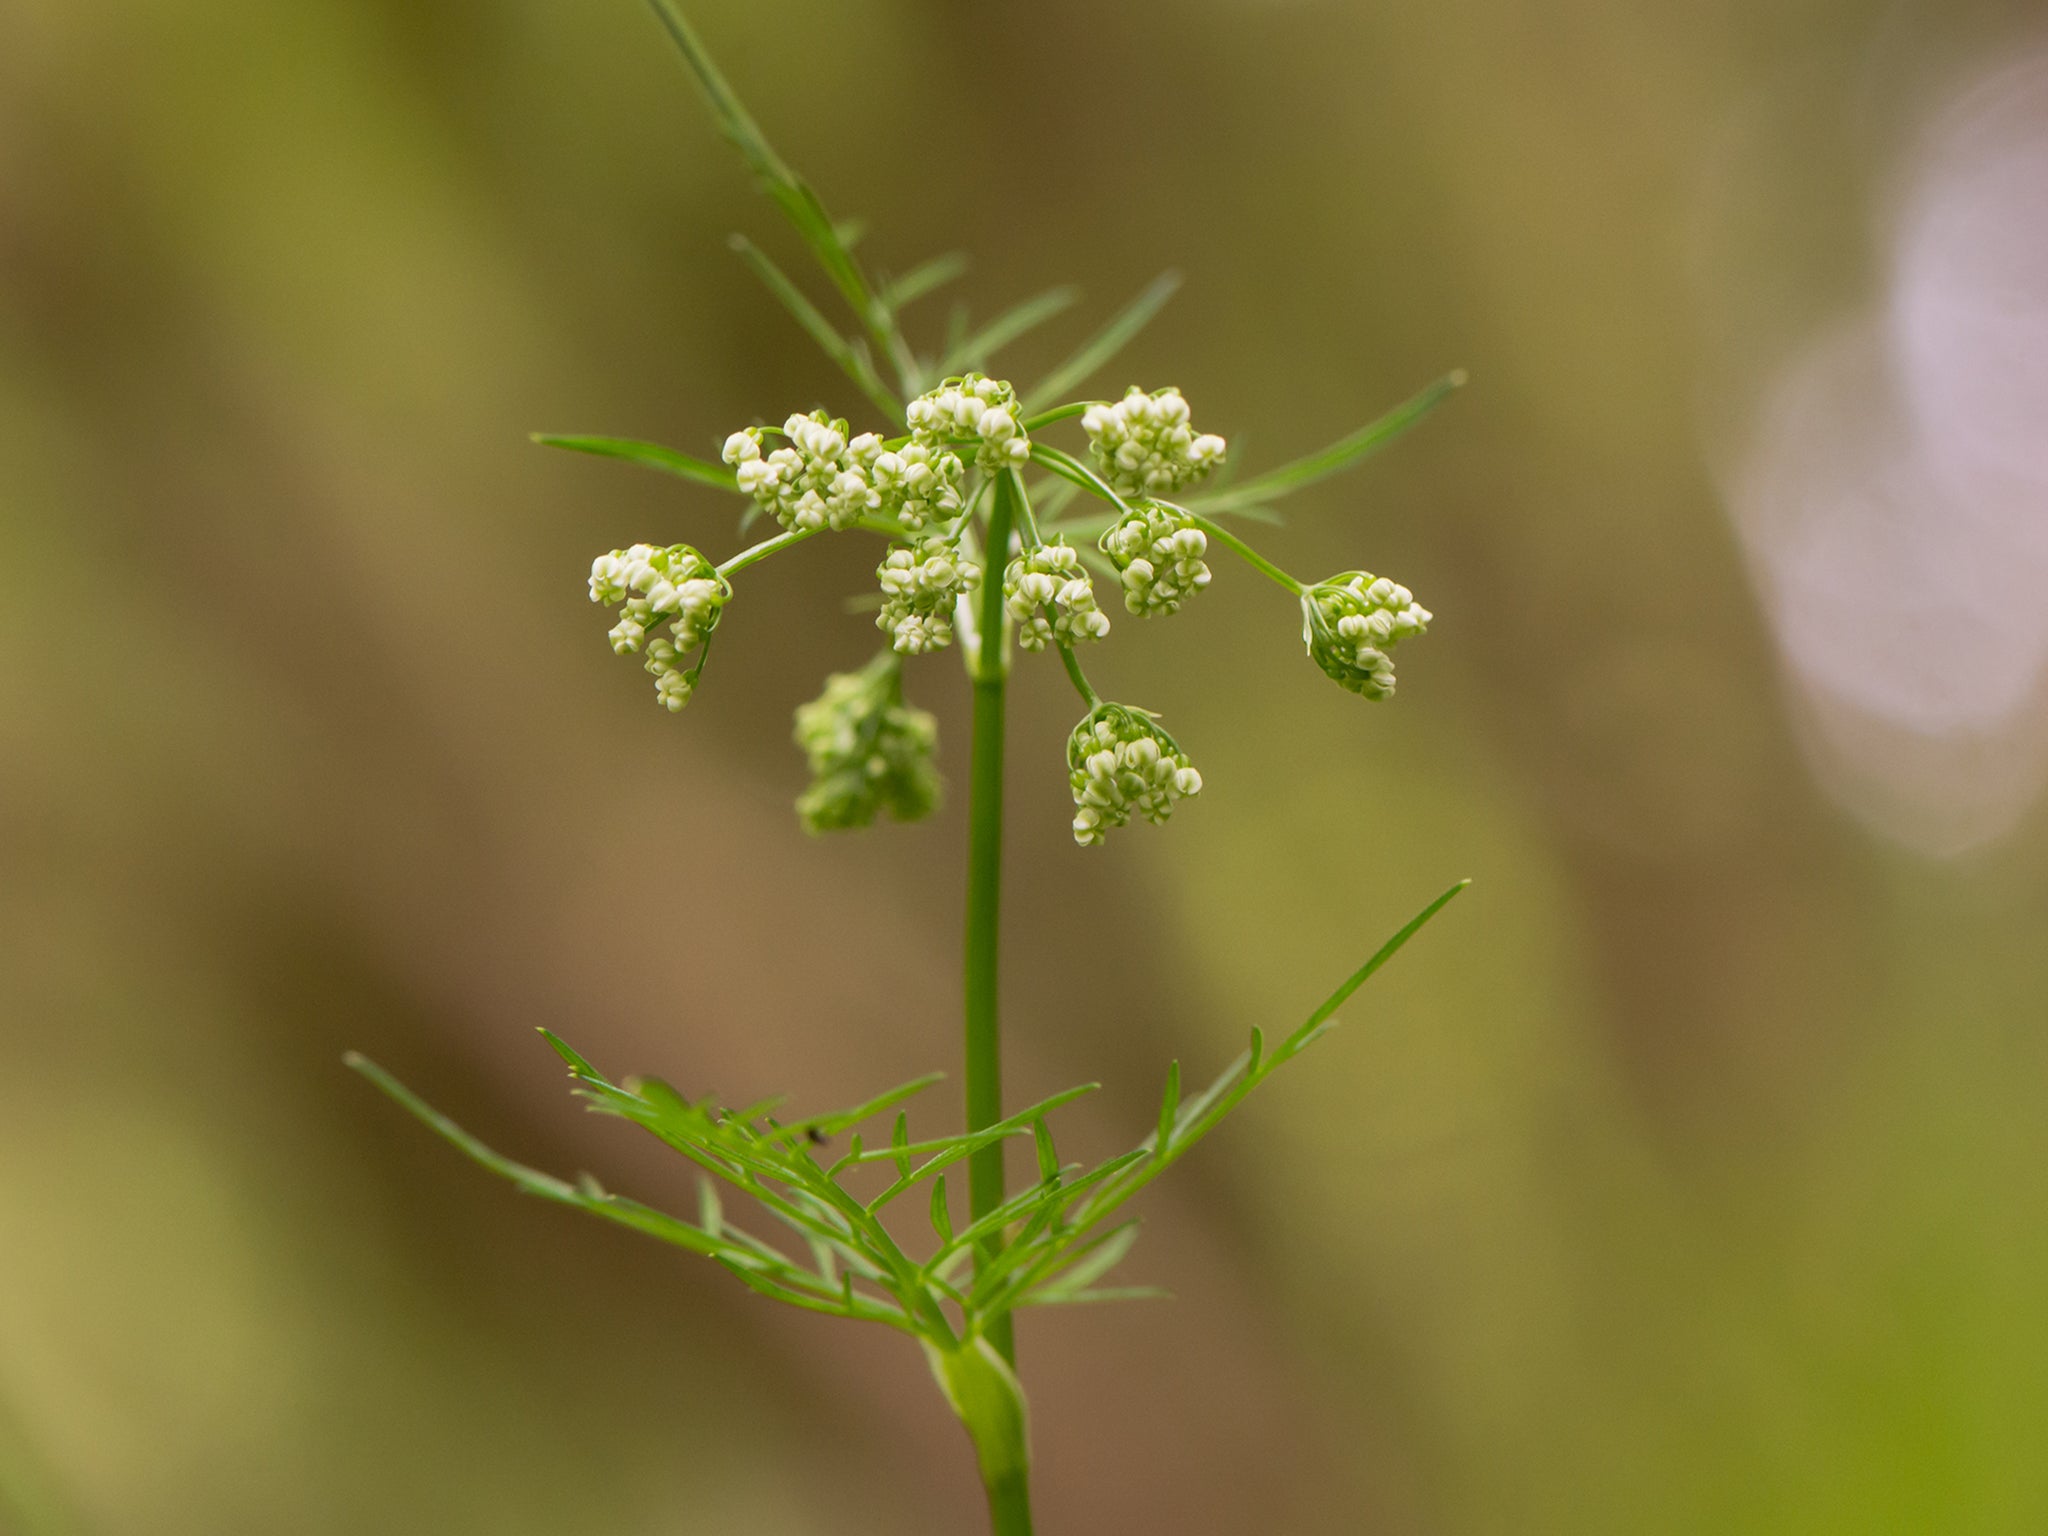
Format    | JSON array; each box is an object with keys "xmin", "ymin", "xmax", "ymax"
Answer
[
  {"xmin": 964, "ymin": 470, "xmax": 1019, "ymax": 1370},
  {"xmin": 985, "ymin": 1470, "xmax": 1033, "ymax": 1536},
  {"xmin": 928, "ymin": 1337, "xmax": 1034, "ymax": 1536}
]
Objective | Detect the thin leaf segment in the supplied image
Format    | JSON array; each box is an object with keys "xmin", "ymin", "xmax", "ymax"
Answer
[{"xmin": 348, "ymin": 881, "xmax": 1464, "ymax": 1342}]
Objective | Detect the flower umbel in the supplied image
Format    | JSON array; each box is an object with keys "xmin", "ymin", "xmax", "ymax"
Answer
[
  {"xmin": 1003, "ymin": 541, "xmax": 1110, "ymax": 652},
  {"xmin": 793, "ymin": 651, "xmax": 941, "ymax": 833},
  {"xmin": 588, "ymin": 542, "xmax": 731, "ymax": 710},
  {"xmin": 1302, "ymin": 571, "xmax": 1432, "ymax": 700},
  {"xmin": 1066, "ymin": 703, "xmax": 1203, "ymax": 846},
  {"xmin": 723, "ymin": 411, "xmax": 887, "ymax": 533},
  {"xmin": 1082, "ymin": 386, "xmax": 1227, "ymax": 497},
  {"xmin": 877, "ymin": 536, "xmax": 982, "ymax": 655},
  {"xmin": 907, "ymin": 374, "xmax": 1032, "ymax": 473},
  {"xmin": 1099, "ymin": 502, "xmax": 1212, "ymax": 617}
]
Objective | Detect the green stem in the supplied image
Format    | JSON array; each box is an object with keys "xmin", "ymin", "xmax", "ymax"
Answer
[
  {"xmin": 985, "ymin": 1470, "xmax": 1033, "ymax": 1536},
  {"xmin": 1180, "ymin": 508, "xmax": 1307, "ymax": 595},
  {"xmin": 1029, "ymin": 441, "xmax": 1134, "ymax": 518},
  {"xmin": 964, "ymin": 470, "xmax": 1018, "ymax": 1371},
  {"xmin": 927, "ymin": 1338, "xmax": 1034, "ymax": 1536},
  {"xmin": 1021, "ymin": 400, "xmax": 1096, "ymax": 432},
  {"xmin": 717, "ymin": 518, "xmax": 906, "ymax": 582},
  {"xmin": 717, "ymin": 526, "xmax": 815, "ymax": 578},
  {"xmin": 1055, "ymin": 643, "xmax": 1101, "ymax": 708}
]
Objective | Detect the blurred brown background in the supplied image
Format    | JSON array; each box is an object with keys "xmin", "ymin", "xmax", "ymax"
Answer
[{"xmin": 5, "ymin": 0, "xmax": 2048, "ymax": 1532}]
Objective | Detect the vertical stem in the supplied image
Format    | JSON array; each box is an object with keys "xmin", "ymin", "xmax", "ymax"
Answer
[
  {"xmin": 964, "ymin": 471, "xmax": 1018, "ymax": 1369},
  {"xmin": 928, "ymin": 1337, "xmax": 1033, "ymax": 1536},
  {"xmin": 984, "ymin": 1471, "xmax": 1033, "ymax": 1536}
]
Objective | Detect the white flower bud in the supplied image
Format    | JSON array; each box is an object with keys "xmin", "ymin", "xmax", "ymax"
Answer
[
  {"xmin": 655, "ymin": 670, "xmax": 694, "ymax": 712},
  {"xmin": 589, "ymin": 554, "xmax": 628, "ymax": 605},
  {"xmin": 903, "ymin": 374, "xmax": 1032, "ymax": 475},
  {"xmin": 588, "ymin": 542, "xmax": 729, "ymax": 709},
  {"xmin": 1002, "ymin": 542, "xmax": 1111, "ymax": 652},
  {"xmin": 1101, "ymin": 504, "xmax": 1211, "ymax": 617},
  {"xmin": 875, "ymin": 536, "xmax": 981, "ymax": 656},
  {"xmin": 1082, "ymin": 387, "xmax": 1227, "ymax": 497},
  {"xmin": 1302, "ymin": 570, "xmax": 1430, "ymax": 701}
]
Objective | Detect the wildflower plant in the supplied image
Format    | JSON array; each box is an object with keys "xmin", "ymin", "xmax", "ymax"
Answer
[{"xmin": 348, "ymin": 5, "xmax": 1468, "ymax": 1531}]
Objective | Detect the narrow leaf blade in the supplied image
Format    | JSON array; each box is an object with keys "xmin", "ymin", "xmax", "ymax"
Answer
[
  {"xmin": 1282, "ymin": 880, "xmax": 1470, "ymax": 1055},
  {"xmin": 1032, "ymin": 1220, "xmax": 1143, "ymax": 1299},
  {"xmin": 1188, "ymin": 371, "xmax": 1466, "ymax": 514},
  {"xmin": 944, "ymin": 286, "xmax": 1080, "ymax": 374},
  {"xmin": 886, "ymin": 251, "xmax": 969, "ymax": 308},
  {"xmin": 1156, "ymin": 1060, "xmax": 1181, "ymax": 1154},
  {"xmin": 1023, "ymin": 270, "xmax": 1181, "ymax": 412},
  {"xmin": 1033, "ymin": 1119, "xmax": 1059, "ymax": 1185},
  {"xmin": 730, "ymin": 235, "xmax": 901, "ymax": 420},
  {"xmin": 532, "ymin": 434, "xmax": 739, "ymax": 492},
  {"xmin": 770, "ymin": 1070, "xmax": 946, "ymax": 1145}
]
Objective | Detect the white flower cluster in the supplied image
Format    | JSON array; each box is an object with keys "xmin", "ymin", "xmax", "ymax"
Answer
[
  {"xmin": 1066, "ymin": 706, "xmax": 1203, "ymax": 846},
  {"xmin": 876, "ymin": 537, "xmax": 982, "ymax": 655},
  {"xmin": 905, "ymin": 374, "xmax": 1031, "ymax": 473},
  {"xmin": 792, "ymin": 653, "xmax": 941, "ymax": 833},
  {"xmin": 588, "ymin": 542, "xmax": 731, "ymax": 711},
  {"xmin": 1302, "ymin": 571, "xmax": 1431, "ymax": 701},
  {"xmin": 1082, "ymin": 387, "xmax": 1226, "ymax": 496},
  {"xmin": 1002, "ymin": 542, "xmax": 1110, "ymax": 652},
  {"xmin": 868, "ymin": 437, "xmax": 966, "ymax": 533},
  {"xmin": 723, "ymin": 411, "xmax": 888, "ymax": 533},
  {"xmin": 1099, "ymin": 503, "xmax": 1212, "ymax": 617}
]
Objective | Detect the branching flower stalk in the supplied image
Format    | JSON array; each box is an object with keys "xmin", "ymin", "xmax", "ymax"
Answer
[{"xmin": 349, "ymin": 6, "xmax": 1468, "ymax": 1532}]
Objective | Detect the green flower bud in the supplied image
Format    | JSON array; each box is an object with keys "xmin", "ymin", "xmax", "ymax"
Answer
[{"xmin": 793, "ymin": 651, "xmax": 941, "ymax": 833}]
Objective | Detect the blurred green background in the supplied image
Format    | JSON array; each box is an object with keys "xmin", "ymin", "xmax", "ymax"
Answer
[{"xmin": 5, "ymin": 0, "xmax": 2048, "ymax": 1532}]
